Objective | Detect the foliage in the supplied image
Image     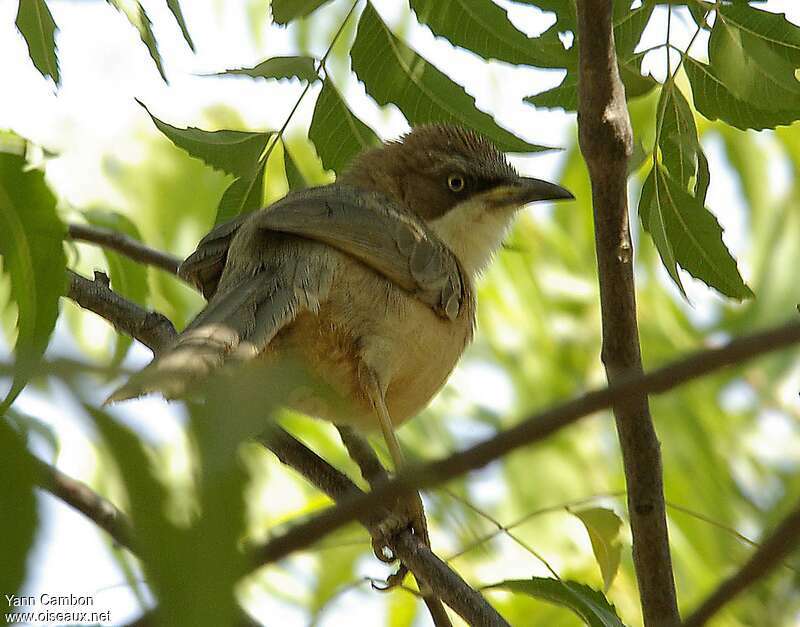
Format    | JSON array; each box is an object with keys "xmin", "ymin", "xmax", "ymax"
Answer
[{"xmin": 2, "ymin": 1, "xmax": 800, "ymax": 626}]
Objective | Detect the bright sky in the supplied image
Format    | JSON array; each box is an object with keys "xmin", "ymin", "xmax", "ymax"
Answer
[{"xmin": 1, "ymin": 1, "xmax": 798, "ymax": 625}]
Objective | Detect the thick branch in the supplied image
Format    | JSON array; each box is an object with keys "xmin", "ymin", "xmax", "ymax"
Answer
[
  {"xmin": 576, "ymin": 2, "xmax": 679, "ymax": 625},
  {"xmin": 683, "ymin": 501, "xmax": 800, "ymax": 627},
  {"xmin": 251, "ymin": 321, "xmax": 800, "ymax": 568},
  {"xmin": 66, "ymin": 269, "xmax": 177, "ymax": 355},
  {"xmin": 68, "ymin": 223, "xmax": 181, "ymax": 275}
]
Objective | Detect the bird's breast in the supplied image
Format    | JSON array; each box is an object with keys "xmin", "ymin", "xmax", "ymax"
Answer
[{"xmin": 272, "ymin": 255, "xmax": 474, "ymax": 431}]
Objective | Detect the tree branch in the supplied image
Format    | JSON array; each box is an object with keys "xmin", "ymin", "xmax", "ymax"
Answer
[
  {"xmin": 576, "ymin": 2, "xmax": 679, "ymax": 624},
  {"xmin": 31, "ymin": 453, "xmax": 136, "ymax": 552},
  {"xmin": 68, "ymin": 223, "xmax": 181, "ymax": 275},
  {"xmin": 251, "ymin": 321, "xmax": 800, "ymax": 568},
  {"xmin": 683, "ymin": 501, "xmax": 800, "ymax": 627},
  {"xmin": 66, "ymin": 269, "xmax": 176, "ymax": 355},
  {"xmin": 257, "ymin": 426, "xmax": 507, "ymax": 626}
]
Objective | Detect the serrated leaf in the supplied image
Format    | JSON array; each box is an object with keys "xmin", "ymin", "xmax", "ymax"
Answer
[
  {"xmin": 525, "ymin": 72, "xmax": 578, "ymax": 111},
  {"xmin": 139, "ymin": 101, "xmax": 270, "ymax": 178},
  {"xmin": 614, "ymin": 4, "xmax": 654, "ymax": 57},
  {"xmin": 719, "ymin": 4, "xmax": 800, "ymax": 64},
  {"xmin": 271, "ymin": 0, "xmax": 333, "ymax": 25},
  {"xmin": 487, "ymin": 578, "xmax": 627, "ymax": 627},
  {"xmin": 571, "ymin": 507, "xmax": 623, "ymax": 592},
  {"xmin": 0, "ymin": 151, "xmax": 66, "ymax": 410},
  {"xmin": 409, "ymin": 0, "xmax": 570, "ymax": 68},
  {"xmin": 639, "ymin": 168, "xmax": 685, "ymax": 296},
  {"xmin": 107, "ymin": 0, "xmax": 167, "ymax": 83},
  {"xmin": 351, "ymin": 4, "xmax": 551, "ymax": 153},
  {"xmin": 210, "ymin": 55, "xmax": 318, "ymax": 83},
  {"xmin": 709, "ymin": 7, "xmax": 800, "ymax": 114},
  {"xmin": 214, "ymin": 158, "xmax": 266, "ymax": 226},
  {"xmin": 309, "ymin": 80, "xmax": 381, "ymax": 174},
  {"xmin": 165, "ymin": 0, "xmax": 195, "ymax": 51},
  {"xmin": 15, "ymin": 0, "xmax": 60, "ymax": 85},
  {"xmin": 657, "ymin": 82, "xmax": 701, "ymax": 189},
  {"xmin": 81, "ymin": 209, "xmax": 149, "ymax": 365},
  {"xmin": 0, "ymin": 420, "xmax": 38, "ymax": 600},
  {"xmin": 684, "ymin": 56, "xmax": 797, "ymax": 130},
  {"xmin": 283, "ymin": 143, "xmax": 307, "ymax": 191},
  {"xmin": 650, "ymin": 164, "xmax": 752, "ymax": 300},
  {"xmin": 524, "ymin": 10, "xmax": 656, "ymax": 112}
]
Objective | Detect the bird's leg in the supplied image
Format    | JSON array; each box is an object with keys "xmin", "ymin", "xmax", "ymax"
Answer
[{"xmin": 358, "ymin": 364, "xmax": 431, "ymax": 563}]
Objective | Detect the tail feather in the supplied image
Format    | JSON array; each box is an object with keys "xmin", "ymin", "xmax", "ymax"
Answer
[{"xmin": 105, "ymin": 274, "xmax": 302, "ymax": 403}]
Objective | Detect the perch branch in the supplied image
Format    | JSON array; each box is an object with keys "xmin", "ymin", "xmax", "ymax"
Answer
[
  {"xmin": 257, "ymin": 426, "xmax": 506, "ymax": 627},
  {"xmin": 251, "ymin": 321, "xmax": 800, "ymax": 567},
  {"xmin": 576, "ymin": 1, "xmax": 679, "ymax": 624},
  {"xmin": 66, "ymin": 269, "xmax": 176, "ymax": 355},
  {"xmin": 683, "ymin": 501, "xmax": 800, "ymax": 627},
  {"xmin": 68, "ymin": 223, "xmax": 181, "ymax": 275}
]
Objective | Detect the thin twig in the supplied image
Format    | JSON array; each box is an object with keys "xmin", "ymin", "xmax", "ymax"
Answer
[
  {"xmin": 251, "ymin": 321, "xmax": 800, "ymax": 569},
  {"xmin": 683, "ymin": 501, "xmax": 800, "ymax": 627},
  {"xmin": 31, "ymin": 453, "xmax": 136, "ymax": 551},
  {"xmin": 576, "ymin": 2, "xmax": 680, "ymax": 624},
  {"xmin": 68, "ymin": 224, "xmax": 181, "ymax": 275},
  {"xmin": 66, "ymin": 269, "xmax": 177, "ymax": 355}
]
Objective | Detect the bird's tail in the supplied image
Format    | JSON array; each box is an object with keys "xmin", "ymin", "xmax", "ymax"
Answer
[{"xmin": 105, "ymin": 274, "xmax": 299, "ymax": 404}]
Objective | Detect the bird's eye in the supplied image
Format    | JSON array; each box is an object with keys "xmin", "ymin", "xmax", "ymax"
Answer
[{"xmin": 447, "ymin": 174, "xmax": 465, "ymax": 192}]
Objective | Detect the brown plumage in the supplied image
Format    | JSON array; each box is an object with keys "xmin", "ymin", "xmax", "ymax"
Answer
[{"xmin": 108, "ymin": 124, "xmax": 572, "ymax": 440}]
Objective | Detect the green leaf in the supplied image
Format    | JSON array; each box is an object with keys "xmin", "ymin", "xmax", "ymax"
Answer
[
  {"xmin": 708, "ymin": 6, "xmax": 800, "ymax": 115},
  {"xmin": 657, "ymin": 82, "xmax": 702, "ymax": 190},
  {"xmin": 639, "ymin": 168, "xmax": 685, "ymax": 296},
  {"xmin": 409, "ymin": 0, "xmax": 570, "ymax": 68},
  {"xmin": 165, "ymin": 0, "xmax": 195, "ymax": 51},
  {"xmin": 718, "ymin": 4, "xmax": 800, "ymax": 64},
  {"xmin": 138, "ymin": 101, "xmax": 270, "ymax": 178},
  {"xmin": 81, "ymin": 209, "xmax": 149, "ymax": 365},
  {"xmin": 570, "ymin": 507, "xmax": 623, "ymax": 592},
  {"xmin": 0, "ymin": 420, "xmax": 38, "ymax": 600},
  {"xmin": 283, "ymin": 142, "xmax": 307, "ymax": 191},
  {"xmin": 309, "ymin": 79, "xmax": 381, "ymax": 174},
  {"xmin": 214, "ymin": 158, "xmax": 266, "ymax": 226},
  {"xmin": 487, "ymin": 578, "xmax": 627, "ymax": 627},
  {"xmin": 350, "ymin": 4, "xmax": 551, "ymax": 153},
  {"xmin": 614, "ymin": 4, "xmax": 654, "ymax": 57},
  {"xmin": 524, "ymin": 9, "xmax": 656, "ymax": 112},
  {"xmin": 525, "ymin": 73, "xmax": 578, "ymax": 111},
  {"xmin": 271, "ymin": 0, "xmax": 333, "ymax": 25},
  {"xmin": 107, "ymin": 0, "xmax": 167, "ymax": 83},
  {"xmin": 0, "ymin": 151, "xmax": 66, "ymax": 410},
  {"xmin": 684, "ymin": 56, "xmax": 798, "ymax": 130},
  {"xmin": 209, "ymin": 55, "xmax": 319, "ymax": 83},
  {"xmin": 648, "ymin": 164, "xmax": 753, "ymax": 300},
  {"xmin": 15, "ymin": 0, "xmax": 60, "ymax": 85}
]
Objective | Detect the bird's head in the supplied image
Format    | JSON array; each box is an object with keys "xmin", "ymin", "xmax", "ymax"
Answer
[{"xmin": 341, "ymin": 124, "xmax": 573, "ymax": 276}]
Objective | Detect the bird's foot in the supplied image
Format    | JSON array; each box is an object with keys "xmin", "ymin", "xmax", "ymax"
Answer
[{"xmin": 369, "ymin": 491, "xmax": 430, "ymax": 590}]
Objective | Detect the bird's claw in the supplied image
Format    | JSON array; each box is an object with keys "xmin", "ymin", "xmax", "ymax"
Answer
[{"xmin": 369, "ymin": 492, "xmax": 431, "ymax": 588}]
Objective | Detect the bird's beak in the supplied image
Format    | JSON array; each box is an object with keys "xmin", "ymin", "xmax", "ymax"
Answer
[{"xmin": 484, "ymin": 176, "xmax": 574, "ymax": 209}]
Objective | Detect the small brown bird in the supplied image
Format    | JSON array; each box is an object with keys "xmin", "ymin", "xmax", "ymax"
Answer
[{"xmin": 109, "ymin": 123, "xmax": 572, "ymax": 479}]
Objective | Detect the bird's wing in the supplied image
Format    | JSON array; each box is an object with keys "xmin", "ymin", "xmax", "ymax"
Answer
[
  {"xmin": 181, "ymin": 184, "xmax": 464, "ymax": 320},
  {"xmin": 107, "ymin": 184, "xmax": 464, "ymax": 403},
  {"xmin": 179, "ymin": 214, "xmax": 248, "ymax": 299}
]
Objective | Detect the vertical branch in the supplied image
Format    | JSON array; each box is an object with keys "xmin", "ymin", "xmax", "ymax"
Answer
[{"xmin": 575, "ymin": 2, "xmax": 680, "ymax": 626}]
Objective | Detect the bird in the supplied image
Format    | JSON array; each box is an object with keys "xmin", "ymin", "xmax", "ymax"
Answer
[{"xmin": 107, "ymin": 123, "xmax": 572, "ymax": 545}]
